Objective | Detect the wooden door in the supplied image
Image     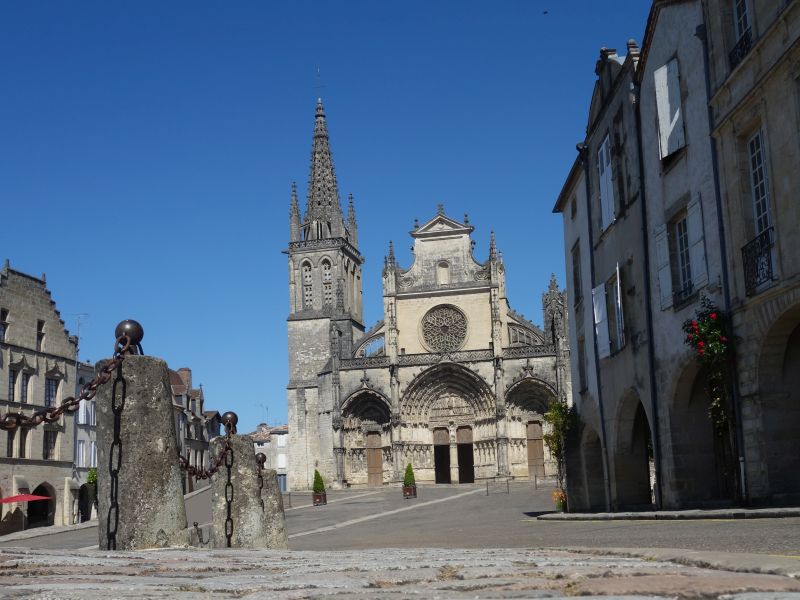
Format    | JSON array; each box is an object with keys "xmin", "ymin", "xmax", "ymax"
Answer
[
  {"xmin": 527, "ymin": 422, "xmax": 545, "ymax": 477},
  {"xmin": 366, "ymin": 432, "xmax": 382, "ymax": 486}
]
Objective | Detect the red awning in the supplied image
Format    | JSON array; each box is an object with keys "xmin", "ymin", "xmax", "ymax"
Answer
[{"xmin": 0, "ymin": 494, "xmax": 51, "ymax": 504}]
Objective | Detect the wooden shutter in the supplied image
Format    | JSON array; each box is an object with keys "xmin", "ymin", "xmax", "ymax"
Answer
[
  {"xmin": 615, "ymin": 262, "xmax": 625, "ymax": 347},
  {"xmin": 686, "ymin": 195, "xmax": 707, "ymax": 289},
  {"xmin": 592, "ymin": 283, "xmax": 610, "ymax": 359},
  {"xmin": 655, "ymin": 59, "xmax": 686, "ymax": 159},
  {"xmin": 597, "ymin": 135, "xmax": 615, "ymax": 230},
  {"xmin": 654, "ymin": 225, "xmax": 673, "ymax": 309}
]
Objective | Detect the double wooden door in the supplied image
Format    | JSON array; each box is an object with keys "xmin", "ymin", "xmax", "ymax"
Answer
[
  {"xmin": 366, "ymin": 432, "xmax": 383, "ymax": 486},
  {"xmin": 527, "ymin": 422, "xmax": 545, "ymax": 477}
]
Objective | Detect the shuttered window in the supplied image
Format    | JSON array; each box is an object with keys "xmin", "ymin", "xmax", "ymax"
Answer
[
  {"xmin": 686, "ymin": 196, "xmax": 707, "ymax": 288},
  {"xmin": 597, "ymin": 135, "xmax": 615, "ymax": 230},
  {"xmin": 592, "ymin": 283, "xmax": 610, "ymax": 359},
  {"xmin": 654, "ymin": 59, "xmax": 686, "ymax": 159},
  {"xmin": 748, "ymin": 129, "xmax": 771, "ymax": 235},
  {"xmin": 654, "ymin": 225, "xmax": 673, "ymax": 310}
]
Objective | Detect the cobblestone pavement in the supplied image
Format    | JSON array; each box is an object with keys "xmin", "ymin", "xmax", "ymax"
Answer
[{"xmin": 0, "ymin": 546, "xmax": 799, "ymax": 599}]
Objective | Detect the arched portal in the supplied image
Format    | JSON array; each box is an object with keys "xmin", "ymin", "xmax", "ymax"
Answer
[
  {"xmin": 758, "ymin": 305, "xmax": 800, "ymax": 498},
  {"xmin": 27, "ymin": 483, "xmax": 55, "ymax": 528},
  {"xmin": 78, "ymin": 484, "xmax": 93, "ymax": 523},
  {"xmin": 505, "ymin": 378, "xmax": 556, "ymax": 479},
  {"xmin": 613, "ymin": 391, "xmax": 653, "ymax": 508},
  {"xmin": 402, "ymin": 363, "xmax": 495, "ymax": 483},
  {"xmin": 341, "ymin": 390, "xmax": 391, "ymax": 486}
]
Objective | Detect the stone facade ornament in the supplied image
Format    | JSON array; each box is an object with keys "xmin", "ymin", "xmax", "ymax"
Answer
[{"xmin": 421, "ymin": 305, "xmax": 468, "ymax": 352}]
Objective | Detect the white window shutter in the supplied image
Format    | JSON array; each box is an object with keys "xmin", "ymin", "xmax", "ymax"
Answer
[
  {"xmin": 592, "ymin": 283, "xmax": 611, "ymax": 359},
  {"xmin": 654, "ymin": 225, "xmax": 673, "ymax": 309},
  {"xmin": 654, "ymin": 59, "xmax": 686, "ymax": 159},
  {"xmin": 616, "ymin": 262, "xmax": 625, "ymax": 346},
  {"xmin": 597, "ymin": 136, "xmax": 615, "ymax": 231},
  {"xmin": 686, "ymin": 195, "xmax": 707, "ymax": 288}
]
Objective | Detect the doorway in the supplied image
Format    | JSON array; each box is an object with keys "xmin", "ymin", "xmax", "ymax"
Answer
[
  {"xmin": 457, "ymin": 426, "xmax": 474, "ymax": 484},
  {"xmin": 433, "ymin": 428, "xmax": 450, "ymax": 484},
  {"xmin": 366, "ymin": 431, "xmax": 383, "ymax": 486},
  {"xmin": 28, "ymin": 484, "xmax": 54, "ymax": 528},
  {"xmin": 527, "ymin": 421, "xmax": 545, "ymax": 478},
  {"xmin": 78, "ymin": 484, "xmax": 93, "ymax": 523}
]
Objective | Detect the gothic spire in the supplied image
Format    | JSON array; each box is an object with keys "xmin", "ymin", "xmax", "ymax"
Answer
[
  {"xmin": 387, "ymin": 240, "xmax": 395, "ymax": 267},
  {"xmin": 304, "ymin": 98, "xmax": 345, "ymax": 239},
  {"xmin": 347, "ymin": 193, "xmax": 358, "ymax": 246},
  {"xmin": 289, "ymin": 181, "xmax": 301, "ymax": 242},
  {"xmin": 489, "ymin": 230, "xmax": 497, "ymax": 260}
]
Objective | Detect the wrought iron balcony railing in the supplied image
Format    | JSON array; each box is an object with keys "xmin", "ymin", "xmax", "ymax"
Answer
[
  {"xmin": 729, "ymin": 28, "xmax": 753, "ymax": 70},
  {"xmin": 742, "ymin": 226, "xmax": 774, "ymax": 296},
  {"xmin": 673, "ymin": 281, "xmax": 694, "ymax": 307}
]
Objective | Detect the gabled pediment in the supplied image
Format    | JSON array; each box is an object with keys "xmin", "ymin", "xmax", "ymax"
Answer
[{"xmin": 412, "ymin": 212, "xmax": 474, "ymax": 238}]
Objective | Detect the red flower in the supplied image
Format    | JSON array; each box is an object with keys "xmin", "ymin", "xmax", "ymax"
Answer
[
  {"xmin": 720, "ymin": 336, "xmax": 728, "ymax": 343},
  {"xmin": 710, "ymin": 312, "xmax": 718, "ymax": 320},
  {"xmin": 698, "ymin": 348, "xmax": 705, "ymax": 355},
  {"xmin": 686, "ymin": 334, "xmax": 694, "ymax": 341},
  {"xmin": 692, "ymin": 320, "xmax": 698, "ymax": 327},
  {"xmin": 697, "ymin": 341, "xmax": 705, "ymax": 348}
]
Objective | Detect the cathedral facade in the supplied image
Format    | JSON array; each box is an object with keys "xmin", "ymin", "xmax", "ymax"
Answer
[{"xmin": 286, "ymin": 100, "xmax": 570, "ymax": 489}]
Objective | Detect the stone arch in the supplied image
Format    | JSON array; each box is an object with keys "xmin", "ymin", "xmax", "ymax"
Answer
[
  {"xmin": 669, "ymin": 361, "xmax": 735, "ymax": 505},
  {"xmin": 504, "ymin": 377, "xmax": 557, "ymax": 479},
  {"xmin": 401, "ymin": 363, "xmax": 495, "ymax": 426},
  {"xmin": 78, "ymin": 484, "xmax": 94, "ymax": 523},
  {"xmin": 577, "ymin": 424, "xmax": 606, "ymax": 511},
  {"xmin": 341, "ymin": 390, "xmax": 391, "ymax": 486},
  {"xmin": 28, "ymin": 482, "xmax": 56, "ymax": 528},
  {"xmin": 612, "ymin": 390, "xmax": 652, "ymax": 508},
  {"xmin": 756, "ymin": 302, "xmax": 800, "ymax": 497}
]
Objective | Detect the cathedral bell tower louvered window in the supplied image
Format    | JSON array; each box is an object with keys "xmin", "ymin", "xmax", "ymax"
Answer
[
  {"xmin": 322, "ymin": 260, "xmax": 333, "ymax": 306},
  {"xmin": 302, "ymin": 262, "xmax": 313, "ymax": 308}
]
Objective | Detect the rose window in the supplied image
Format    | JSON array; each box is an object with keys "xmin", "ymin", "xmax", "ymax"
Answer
[{"xmin": 421, "ymin": 305, "xmax": 468, "ymax": 352}]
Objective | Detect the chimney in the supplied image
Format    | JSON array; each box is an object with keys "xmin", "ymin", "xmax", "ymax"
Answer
[{"xmin": 177, "ymin": 368, "xmax": 192, "ymax": 390}]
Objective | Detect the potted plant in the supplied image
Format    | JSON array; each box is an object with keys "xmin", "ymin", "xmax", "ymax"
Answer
[
  {"xmin": 402, "ymin": 463, "xmax": 417, "ymax": 499},
  {"xmin": 312, "ymin": 469, "xmax": 327, "ymax": 506},
  {"xmin": 552, "ymin": 488, "xmax": 566, "ymax": 512}
]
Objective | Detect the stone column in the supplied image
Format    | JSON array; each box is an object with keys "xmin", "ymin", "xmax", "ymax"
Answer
[
  {"xmin": 211, "ymin": 434, "xmax": 270, "ymax": 548},
  {"xmin": 96, "ymin": 355, "xmax": 187, "ymax": 550},
  {"xmin": 258, "ymin": 467, "xmax": 289, "ymax": 549},
  {"xmin": 449, "ymin": 425, "xmax": 460, "ymax": 484}
]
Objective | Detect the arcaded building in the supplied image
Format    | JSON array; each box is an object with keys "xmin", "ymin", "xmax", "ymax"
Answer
[{"xmin": 285, "ymin": 100, "xmax": 570, "ymax": 490}]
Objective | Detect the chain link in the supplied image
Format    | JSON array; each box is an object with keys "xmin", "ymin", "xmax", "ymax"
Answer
[
  {"xmin": 0, "ymin": 335, "xmax": 132, "ymax": 432},
  {"xmin": 177, "ymin": 419, "xmax": 236, "ymax": 480}
]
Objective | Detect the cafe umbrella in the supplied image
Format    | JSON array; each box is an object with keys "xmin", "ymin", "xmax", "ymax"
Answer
[{"xmin": 0, "ymin": 493, "xmax": 52, "ymax": 530}]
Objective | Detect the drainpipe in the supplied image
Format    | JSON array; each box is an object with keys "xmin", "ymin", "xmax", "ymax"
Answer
[
  {"xmin": 632, "ymin": 82, "xmax": 664, "ymax": 510},
  {"xmin": 696, "ymin": 22, "xmax": 748, "ymax": 504},
  {"xmin": 578, "ymin": 143, "xmax": 613, "ymax": 512}
]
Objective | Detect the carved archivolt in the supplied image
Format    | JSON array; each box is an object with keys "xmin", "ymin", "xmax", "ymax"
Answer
[{"xmin": 421, "ymin": 304, "xmax": 468, "ymax": 352}]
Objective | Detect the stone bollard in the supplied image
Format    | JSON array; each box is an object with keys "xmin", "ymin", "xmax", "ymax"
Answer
[
  {"xmin": 256, "ymin": 458, "xmax": 289, "ymax": 549},
  {"xmin": 95, "ymin": 354, "xmax": 188, "ymax": 550},
  {"xmin": 211, "ymin": 433, "xmax": 270, "ymax": 548}
]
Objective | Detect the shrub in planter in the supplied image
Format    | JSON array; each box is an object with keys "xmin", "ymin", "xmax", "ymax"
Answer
[
  {"xmin": 312, "ymin": 469, "xmax": 327, "ymax": 506},
  {"xmin": 402, "ymin": 463, "xmax": 417, "ymax": 499}
]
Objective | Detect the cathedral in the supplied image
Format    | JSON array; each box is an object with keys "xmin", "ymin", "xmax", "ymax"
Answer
[{"xmin": 285, "ymin": 99, "xmax": 570, "ymax": 490}]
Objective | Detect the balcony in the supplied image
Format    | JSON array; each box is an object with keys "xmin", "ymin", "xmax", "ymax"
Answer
[
  {"xmin": 729, "ymin": 28, "xmax": 753, "ymax": 70},
  {"xmin": 742, "ymin": 227, "xmax": 774, "ymax": 296}
]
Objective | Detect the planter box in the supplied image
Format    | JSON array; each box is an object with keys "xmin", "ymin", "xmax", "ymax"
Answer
[
  {"xmin": 402, "ymin": 485, "xmax": 417, "ymax": 499},
  {"xmin": 313, "ymin": 491, "xmax": 327, "ymax": 506}
]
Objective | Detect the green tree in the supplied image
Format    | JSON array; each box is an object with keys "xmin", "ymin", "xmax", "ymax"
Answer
[
  {"xmin": 403, "ymin": 463, "xmax": 416, "ymax": 487},
  {"xmin": 542, "ymin": 398, "xmax": 577, "ymax": 495},
  {"xmin": 312, "ymin": 469, "xmax": 325, "ymax": 493},
  {"xmin": 86, "ymin": 467, "xmax": 97, "ymax": 486}
]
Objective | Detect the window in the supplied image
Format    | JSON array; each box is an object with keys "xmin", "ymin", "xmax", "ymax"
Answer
[
  {"xmin": 654, "ymin": 58, "xmax": 686, "ymax": 159},
  {"xmin": 322, "ymin": 260, "xmax": 332, "ymax": 306},
  {"xmin": 45, "ymin": 378, "xmax": 58, "ymax": 408},
  {"xmin": 592, "ymin": 283, "xmax": 610, "ymax": 359},
  {"xmin": 606, "ymin": 265, "xmax": 625, "ymax": 353},
  {"xmin": 437, "ymin": 261, "xmax": 450, "ymax": 286},
  {"xmin": 78, "ymin": 401, "xmax": 87, "ymax": 425},
  {"xmin": 577, "ymin": 338, "xmax": 587, "ymax": 391},
  {"xmin": 509, "ymin": 325, "xmax": 537, "ymax": 346},
  {"xmin": 748, "ymin": 129, "xmax": 771, "ymax": 235},
  {"xmin": 656, "ymin": 197, "xmax": 707, "ymax": 309},
  {"xmin": 43, "ymin": 431, "xmax": 57, "ymax": 460},
  {"xmin": 571, "ymin": 241, "xmax": 582, "ymax": 306},
  {"xmin": 302, "ymin": 262, "xmax": 313, "ymax": 308},
  {"xmin": 734, "ymin": 0, "xmax": 750, "ymax": 41},
  {"xmin": 90, "ymin": 441, "xmax": 97, "ymax": 467},
  {"xmin": 277, "ymin": 434, "xmax": 287, "ymax": 448},
  {"xmin": 76, "ymin": 440, "xmax": 85, "ymax": 468},
  {"xmin": 20, "ymin": 373, "xmax": 29, "ymax": 404},
  {"xmin": 6, "ymin": 430, "xmax": 15, "ymax": 458},
  {"xmin": 19, "ymin": 428, "xmax": 27, "ymax": 458},
  {"xmin": 8, "ymin": 369, "xmax": 17, "ymax": 402},
  {"xmin": 0, "ymin": 308, "xmax": 8, "ymax": 342},
  {"xmin": 597, "ymin": 134, "xmax": 615, "ymax": 230},
  {"xmin": 89, "ymin": 401, "xmax": 96, "ymax": 426},
  {"xmin": 277, "ymin": 453, "xmax": 287, "ymax": 469},
  {"xmin": 36, "ymin": 320, "xmax": 45, "ymax": 352}
]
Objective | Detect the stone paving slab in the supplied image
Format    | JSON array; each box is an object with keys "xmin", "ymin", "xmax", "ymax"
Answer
[
  {"xmin": 538, "ymin": 507, "xmax": 800, "ymax": 521},
  {"xmin": 1, "ymin": 546, "xmax": 800, "ymax": 598}
]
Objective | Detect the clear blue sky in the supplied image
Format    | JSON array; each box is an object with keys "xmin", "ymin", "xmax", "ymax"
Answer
[{"xmin": 1, "ymin": 1, "xmax": 650, "ymax": 432}]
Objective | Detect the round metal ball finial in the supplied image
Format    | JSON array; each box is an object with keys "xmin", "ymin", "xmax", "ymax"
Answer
[
  {"xmin": 222, "ymin": 411, "xmax": 238, "ymax": 428},
  {"xmin": 256, "ymin": 453, "xmax": 266, "ymax": 467},
  {"xmin": 114, "ymin": 320, "xmax": 144, "ymax": 346}
]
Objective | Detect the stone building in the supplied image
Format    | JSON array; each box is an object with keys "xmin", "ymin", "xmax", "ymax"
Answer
[
  {"xmin": 554, "ymin": 42, "xmax": 659, "ymax": 511},
  {"xmin": 169, "ymin": 367, "xmax": 221, "ymax": 493},
  {"xmin": 286, "ymin": 99, "xmax": 570, "ymax": 490},
  {"xmin": 250, "ymin": 423, "xmax": 289, "ymax": 492},
  {"xmin": 0, "ymin": 261, "xmax": 80, "ymax": 532},
  {"xmin": 702, "ymin": 0, "xmax": 800, "ymax": 504},
  {"xmin": 74, "ymin": 360, "xmax": 97, "ymax": 522}
]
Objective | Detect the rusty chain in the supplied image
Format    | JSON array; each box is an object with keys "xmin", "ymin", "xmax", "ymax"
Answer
[
  {"xmin": 256, "ymin": 452, "xmax": 266, "ymax": 510},
  {"xmin": 177, "ymin": 417, "xmax": 236, "ymax": 480},
  {"xmin": 0, "ymin": 334, "xmax": 132, "ymax": 432}
]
